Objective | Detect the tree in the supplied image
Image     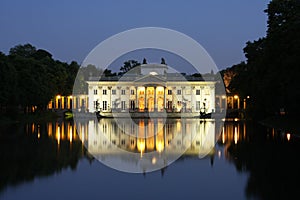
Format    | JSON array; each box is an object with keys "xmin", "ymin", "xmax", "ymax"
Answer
[
  {"xmin": 120, "ymin": 60, "xmax": 140, "ymax": 73},
  {"xmin": 9, "ymin": 43, "xmax": 36, "ymax": 58},
  {"xmin": 229, "ymin": 0, "xmax": 300, "ymax": 118},
  {"xmin": 142, "ymin": 58, "xmax": 147, "ymax": 64}
]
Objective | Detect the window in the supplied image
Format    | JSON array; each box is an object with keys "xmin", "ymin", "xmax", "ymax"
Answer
[
  {"xmin": 121, "ymin": 101, "xmax": 126, "ymax": 110},
  {"xmin": 196, "ymin": 101, "xmax": 201, "ymax": 110},
  {"xmin": 112, "ymin": 89, "xmax": 116, "ymax": 95},
  {"xmin": 168, "ymin": 90, "xmax": 172, "ymax": 95},
  {"xmin": 121, "ymin": 139, "xmax": 125, "ymax": 145},
  {"xmin": 93, "ymin": 89, "xmax": 97, "ymax": 95},
  {"xmin": 130, "ymin": 100, "xmax": 135, "ymax": 109},
  {"xmin": 177, "ymin": 101, "xmax": 182, "ymax": 106},
  {"xmin": 102, "ymin": 101, "xmax": 107, "ymax": 110},
  {"xmin": 130, "ymin": 89, "xmax": 135, "ymax": 95},
  {"xmin": 121, "ymin": 90, "xmax": 126, "ymax": 95},
  {"xmin": 103, "ymin": 89, "xmax": 107, "ymax": 95},
  {"xmin": 167, "ymin": 101, "xmax": 172, "ymax": 110},
  {"xmin": 93, "ymin": 101, "xmax": 97, "ymax": 109},
  {"xmin": 196, "ymin": 89, "xmax": 200, "ymax": 95},
  {"xmin": 177, "ymin": 90, "xmax": 181, "ymax": 95}
]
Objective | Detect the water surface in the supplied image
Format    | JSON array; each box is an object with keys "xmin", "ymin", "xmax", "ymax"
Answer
[{"xmin": 0, "ymin": 118, "xmax": 299, "ymax": 200}]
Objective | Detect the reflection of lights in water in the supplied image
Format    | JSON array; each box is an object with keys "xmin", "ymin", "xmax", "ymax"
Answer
[
  {"xmin": 70, "ymin": 127, "xmax": 73, "ymax": 142},
  {"xmin": 32, "ymin": 123, "xmax": 35, "ymax": 133},
  {"xmin": 218, "ymin": 150, "xmax": 221, "ymax": 158},
  {"xmin": 222, "ymin": 127, "xmax": 225, "ymax": 144},
  {"xmin": 81, "ymin": 125, "xmax": 85, "ymax": 142},
  {"xmin": 156, "ymin": 140, "xmax": 164, "ymax": 153},
  {"xmin": 152, "ymin": 157, "xmax": 157, "ymax": 164},
  {"xmin": 287, "ymin": 133, "xmax": 291, "ymax": 141},
  {"xmin": 234, "ymin": 126, "xmax": 238, "ymax": 144},
  {"xmin": 137, "ymin": 139, "xmax": 145, "ymax": 157},
  {"xmin": 176, "ymin": 121, "xmax": 181, "ymax": 132},
  {"xmin": 38, "ymin": 133, "xmax": 40, "ymax": 139},
  {"xmin": 57, "ymin": 126, "xmax": 61, "ymax": 145}
]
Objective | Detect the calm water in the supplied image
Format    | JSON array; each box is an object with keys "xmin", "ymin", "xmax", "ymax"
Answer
[{"xmin": 0, "ymin": 117, "xmax": 299, "ymax": 200}]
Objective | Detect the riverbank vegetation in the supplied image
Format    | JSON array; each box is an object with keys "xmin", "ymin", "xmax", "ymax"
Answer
[{"xmin": 222, "ymin": 0, "xmax": 300, "ymax": 119}]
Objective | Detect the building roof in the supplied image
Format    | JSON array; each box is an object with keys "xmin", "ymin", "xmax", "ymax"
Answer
[{"xmin": 87, "ymin": 64, "xmax": 215, "ymax": 82}]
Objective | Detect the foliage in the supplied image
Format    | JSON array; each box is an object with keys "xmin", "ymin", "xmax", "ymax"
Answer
[
  {"xmin": 228, "ymin": 0, "xmax": 300, "ymax": 118},
  {"xmin": 119, "ymin": 60, "xmax": 140, "ymax": 74},
  {"xmin": 0, "ymin": 43, "xmax": 80, "ymax": 113}
]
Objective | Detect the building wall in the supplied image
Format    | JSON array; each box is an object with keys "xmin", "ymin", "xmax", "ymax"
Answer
[{"xmin": 87, "ymin": 81, "xmax": 216, "ymax": 114}]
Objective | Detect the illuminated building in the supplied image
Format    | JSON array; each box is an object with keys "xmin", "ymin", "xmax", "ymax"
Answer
[{"xmin": 86, "ymin": 63, "xmax": 216, "ymax": 117}]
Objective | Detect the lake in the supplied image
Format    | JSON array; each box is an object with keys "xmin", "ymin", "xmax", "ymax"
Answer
[{"xmin": 0, "ymin": 117, "xmax": 299, "ymax": 200}]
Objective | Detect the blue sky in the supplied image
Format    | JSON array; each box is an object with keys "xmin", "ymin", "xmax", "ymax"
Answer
[{"xmin": 0, "ymin": 0, "xmax": 270, "ymax": 70}]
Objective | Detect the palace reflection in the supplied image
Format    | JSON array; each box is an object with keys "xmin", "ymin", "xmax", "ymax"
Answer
[
  {"xmin": 38, "ymin": 119, "xmax": 254, "ymax": 161},
  {"xmin": 76, "ymin": 119, "xmax": 216, "ymax": 157},
  {"xmin": 26, "ymin": 118, "xmax": 255, "ymax": 161}
]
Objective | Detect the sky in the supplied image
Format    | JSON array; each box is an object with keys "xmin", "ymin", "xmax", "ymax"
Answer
[{"xmin": 0, "ymin": 0, "xmax": 270, "ymax": 71}]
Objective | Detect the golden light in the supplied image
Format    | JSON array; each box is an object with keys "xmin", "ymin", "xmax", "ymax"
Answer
[
  {"xmin": 234, "ymin": 95, "xmax": 239, "ymax": 99},
  {"xmin": 56, "ymin": 126, "xmax": 61, "ymax": 145},
  {"xmin": 56, "ymin": 95, "xmax": 61, "ymax": 99},
  {"xmin": 222, "ymin": 127, "xmax": 225, "ymax": 144},
  {"xmin": 247, "ymin": 96, "xmax": 250, "ymax": 99},
  {"xmin": 152, "ymin": 157, "xmax": 157, "ymax": 165},
  {"xmin": 70, "ymin": 126, "xmax": 73, "ymax": 142},
  {"xmin": 234, "ymin": 126, "xmax": 238, "ymax": 144},
  {"xmin": 286, "ymin": 133, "xmax": 291, "ymax": 141},
  {"xmin": 156, "ymin": 140, "xmax": 164, "ymax": 153},
  {"xmin": 69, "ymin": 95, "xmax": 73, "ymax": 99},
  {"xmin": 137, "ymin": 138, "xmax": 145, "ymax": 157},
  {"xmin": 221, "ymin": 95, "xmax": 226, "ymax": 99}
]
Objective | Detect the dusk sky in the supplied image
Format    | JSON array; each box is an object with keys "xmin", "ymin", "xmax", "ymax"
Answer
[{"xmin": 0, "ymin": 0, "xmax": 270, "ymax": 71}]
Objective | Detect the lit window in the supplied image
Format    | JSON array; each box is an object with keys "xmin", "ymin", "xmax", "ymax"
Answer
[{"xmin": 177, "ymin": 101, "xmax": 182, "ymax": 106}]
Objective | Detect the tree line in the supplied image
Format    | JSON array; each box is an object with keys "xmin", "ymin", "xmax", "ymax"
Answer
[
  {"xmin": 0, "ymin": 44, "xmax": 80, "ymax": 114},
  {"xmin": 222, "ymin": 0, "xmax": 300, "ymax": 119}
]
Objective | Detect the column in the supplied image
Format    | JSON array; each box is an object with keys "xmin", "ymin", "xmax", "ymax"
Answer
[
  {"xmin": 135, "ymin": 86, "xmax": 138, "ymax": 110},
  {"xmin": 164, "ymin": 87, "xmax": 166, "ymax": 109},
  {"xmin": 154, "ymin": 87, "xmax": 157, "ymax": 111},
  {"xmin": 144, "ymin": 87, "xmax": 147, "ymax": 111}
]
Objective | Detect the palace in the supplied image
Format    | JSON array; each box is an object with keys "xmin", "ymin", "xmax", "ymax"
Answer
[{"xmin": 86, "ymin": 63, "xmax": 216, "ymax": 117}]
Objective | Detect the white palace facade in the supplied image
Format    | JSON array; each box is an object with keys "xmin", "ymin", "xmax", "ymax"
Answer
[{"xmin": 86, "ymin": 64, "xmax": 216, "ymax": 117}]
